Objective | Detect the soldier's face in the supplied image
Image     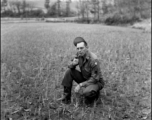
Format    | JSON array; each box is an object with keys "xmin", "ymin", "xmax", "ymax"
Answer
[{"xmin": 76, "ymin": 42, "xmax": 88, "ymax": 57}]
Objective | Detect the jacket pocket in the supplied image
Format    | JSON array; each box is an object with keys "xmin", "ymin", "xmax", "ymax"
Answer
[
  {"xmin": 83, "ymin": 67, "xmax": 91, "ymax": 79},
  {"xmin": 84, "ymin": 66, "xmax": 91, "ymax": 73}
]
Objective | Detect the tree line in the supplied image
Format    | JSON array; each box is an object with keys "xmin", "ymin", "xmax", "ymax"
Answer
[
  {"xmin": 1, "ymin": 0, "xmax": 151, "ymax": 24},
  {"xmin": 76, "ymin": 0, "xmax": 151, "ymax": 24},
  {"xmin": 1, "ymin": 0, "xmax": 44, "ymax": 18},
  {"xmin": 1, "ymin": 0, "xmax": 76, "ymax": 18}
]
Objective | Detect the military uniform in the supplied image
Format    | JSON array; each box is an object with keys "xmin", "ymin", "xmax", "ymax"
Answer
[
  {"xmin": 61, "ymin": 51, "xmax": 104, "ymax": 104},
  {"xmin": 61, "ymin": 37, "xmax": 104, "ymax": 104}
]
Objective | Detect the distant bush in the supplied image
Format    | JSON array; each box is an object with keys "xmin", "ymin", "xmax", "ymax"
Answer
[
  {"xmin": 1, "ymin": 9, "xmax": 45, "ymax": 18},
  {"xmin": 28, "ymin": 9, "xmax": 45, "ymax": 18},
  {"xmin": 1, "ymin": 10, "xmax": 14, "ymax": 17},
  {"xmin": 75, "ymin": 17, "xmax": 91, "ymax": 24},
  {"xmin": 104, "ymin": 12, "xmax": 142, "ymax": 25}
]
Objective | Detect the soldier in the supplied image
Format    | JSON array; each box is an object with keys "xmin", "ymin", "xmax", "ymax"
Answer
[{"xmin": 61, "ymin": 37, "xmax": 105, "ymax": 105}]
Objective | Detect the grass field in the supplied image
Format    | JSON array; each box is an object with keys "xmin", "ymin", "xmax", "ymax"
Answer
[{"xmin": 1, "ymin": 22, "xmax": 151, "ymax": 120}]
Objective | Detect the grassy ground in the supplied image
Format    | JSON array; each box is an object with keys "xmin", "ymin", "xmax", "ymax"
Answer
[{"xmin": 1, "ymin": 22, "xmax": 151, "ymax": 120}]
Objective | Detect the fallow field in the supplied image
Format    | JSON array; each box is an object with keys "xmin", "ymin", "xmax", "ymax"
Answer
[{"xmin": 1, "ymin": 22, "xmax": 151, "ymax": 120}]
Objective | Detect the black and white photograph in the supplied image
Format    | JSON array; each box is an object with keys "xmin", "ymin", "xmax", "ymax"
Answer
[{"xmin": 1, "ymin": 0, "xmax": 151, "ymax": 120}]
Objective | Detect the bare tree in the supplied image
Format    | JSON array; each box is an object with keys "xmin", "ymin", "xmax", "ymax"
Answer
[
  {"xmin": 76, "ymin": 0, "xmax": 92, "ymax": 22},
  {"xmin": 44, "ymin": 0, "xmax": 50, "ymax": 15},
  {"xmin": 113, "ymin": 0, "xmax": 151, "ymax": 21},
  {"xmin": 1, "ymin": 0, "xmax": 8, "ymax": 12},
  {"xmin": 9, "ymin": 0, "xmax": 22, "ymax": 15},
  {"xmin": 90, "ymin": 0, "xmax": 98, "ymax": 21},
  {"xmin": 96, "ymin": 0, "xmax": 101, "ymax": 21},
  {"xmin": 84, "ymin": 0, "xmax": 90, "ymax": 21},
  {"xmin": 21, "ymin": 0, "xmax": 31, "ymax": 18},
  {"xmin": 57, "ymin": 0, "xmax": 61, "ymax": 17},
  {"xmin": 9, "ymin": 0, "xmax": 34, "ymax": 17},
  {"xmin": 79, "ymin": 0, "xmax": 85, "ymax": 19},
  {"xmin": 66, "ymin": 0, "xmax": 71, "ymax": 17},
  {"xmin": 22, "ymin": 0, "xmax": 26, "ymax": 13},
  {"xmin": 76, "ymin": 1, "xmax": 80, "ymax": 18},
  {"xmin": 1, "ymin": 0, "xmax": 7, "ymax": 6}
]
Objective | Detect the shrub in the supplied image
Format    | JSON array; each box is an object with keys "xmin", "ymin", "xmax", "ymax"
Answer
[
  {"xmin": 104, "ymin": 12, "xmax": 142, "ymax": 25},
  {"xmin": 1, "ymin": 10, "xmax": 14, "ymax": 17},
  {"xmin": 75, "ymin": 17, "xmax": 91, "ymax": 24}
]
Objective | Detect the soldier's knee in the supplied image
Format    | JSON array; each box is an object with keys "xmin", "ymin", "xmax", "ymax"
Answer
[
  {"xmin": 65, "ymin": 69, "xmax": 72, "ymax": 75},
  {"xmin": 82, "ymin": 84, "xmax": 100, "ymax": 98},
  {"xmin": 83, "ymin": 84, "xmax": 99, "ymax": 93}
]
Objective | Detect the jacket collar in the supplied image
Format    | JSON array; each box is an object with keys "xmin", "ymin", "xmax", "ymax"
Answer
[
  {"xmin": 85, "ymin": 50, "xmax": 91, "ymax": 60},
  {"xmin": 82, "ymin": 50, "xmax": 91, "ymax": 64}
]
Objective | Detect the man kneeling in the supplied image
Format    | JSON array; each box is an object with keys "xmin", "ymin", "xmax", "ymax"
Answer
[{"xmin": 61, "ymin": 37, "xmax": 105, "ymax": 105}]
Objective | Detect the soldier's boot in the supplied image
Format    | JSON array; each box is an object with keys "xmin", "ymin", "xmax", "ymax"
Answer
[
  {"xmin": 74, "ymin": 93, "xmax": 85, "ymax": 107},
  {"xmin": 61, "ymin": 86, "xmax": 71, "ymax": 104}
]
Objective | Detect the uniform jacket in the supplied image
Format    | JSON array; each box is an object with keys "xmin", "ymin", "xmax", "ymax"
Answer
[{"xmin": 68, "ymin": 50, "xmax": 104, "ymax": 89}]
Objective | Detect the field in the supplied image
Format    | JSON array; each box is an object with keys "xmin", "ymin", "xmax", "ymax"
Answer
[{"xmin": 1, "ymin": 22, "xmax": 151, "ymax": 120}]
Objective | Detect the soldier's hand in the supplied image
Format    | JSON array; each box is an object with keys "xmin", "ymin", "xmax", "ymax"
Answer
[
  {"xmin": 72, "ymin": 58, "xmax": 79, "ymax": 65},
  {"xmin": 74, "ymin": 84, "xmax": 81, "ymax": 93}
]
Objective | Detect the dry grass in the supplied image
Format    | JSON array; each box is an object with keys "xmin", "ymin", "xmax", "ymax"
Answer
[{"xmin": 1, "ymin": 22, "xmax": 151, "ymax": 120}]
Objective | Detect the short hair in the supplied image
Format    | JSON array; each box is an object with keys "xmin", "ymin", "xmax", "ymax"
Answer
[{"xmin": 73, "ymin": 37, "xmax": 88, "ymax": 47}]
